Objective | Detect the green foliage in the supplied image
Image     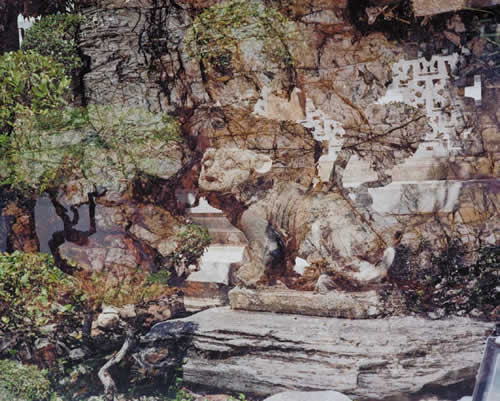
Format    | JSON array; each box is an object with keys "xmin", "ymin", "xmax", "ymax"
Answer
[
  {"xmin": 0, "ymin": 106, "xmax": 182, "ymax": 194},
  {"xmin": 185, "ymin": 0, "xmax": 295, "ymax": 71},
  {"xmin": 0, "ymin": 360, "xmax": 52, "ymax": 401},
  {"xmin": 0, "ymin": 252, "xmax": 85, "ymax": 332},
  {"xmin": 174, "ymin": 224, "xmax": 211, "ymax": 267},
  {"xmin": 0, "ymin": 50, "xmax": 71, "ymax": 134},
  {"xmin": 229, "ymin": 394, "xmax": 247, "ymax": 401},
  {"xmin": 36, "ymin": 106, "xmax": 90, "ymax": 131},
  {"xmin": 173, "ymin": 389, "xmax": 193, "ymax": 401},
  {"xmin": 148, "ymin": 270, "xmax": 172, "ymax": 285},
  {"xmin": 21, "ymin": 14, "xmax": 84, "ymax": 76},
  {"xmin": 88, "ymin": 105, "xmax": 183, "ymax": 145}
]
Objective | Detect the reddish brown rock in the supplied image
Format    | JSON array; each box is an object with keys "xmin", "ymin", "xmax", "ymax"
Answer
[{"xmin": 3, "ymin": 201, "xmax": 38, "ymax": 252}]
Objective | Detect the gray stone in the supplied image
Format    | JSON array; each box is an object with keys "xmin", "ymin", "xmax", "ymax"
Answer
[
  {"xmin": 263, "ymin": 391, "xmax": 352, "ymax": 401},
  {"xmin": 118, "ymin": 304, "xmax": 137, "ymax": 320},
  {"xmin": 229, "ymin": 287, "xmax": 388, "ymax": 318},
  {"xmin": 143, "ymin": 308, "xmax": 489, "ymax": 401},
  {"xmin": 69, "ymin": 348, "xmax": 86, "ymax": 361},
  {"xmin": 96, "ymin": 311, "xmax": 121, "ymax": 330}
]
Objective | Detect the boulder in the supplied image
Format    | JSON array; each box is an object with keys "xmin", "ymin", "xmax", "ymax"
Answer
[{"xmin": 140, "ymin": 307, "xmax": 490, "ymax": 401}]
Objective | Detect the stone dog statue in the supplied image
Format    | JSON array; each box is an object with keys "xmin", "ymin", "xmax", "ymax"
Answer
[{"xmin": 199, "ymin": 148, "xmax": 390, "ymax": 288}]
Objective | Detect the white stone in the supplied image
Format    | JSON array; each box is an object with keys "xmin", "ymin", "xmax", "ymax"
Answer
[
  {"xmin": 378, "ymin": 53, "xmax": 474, "ymax": 156},
  {"xmin": 69, "ymin": 348, "xmax": 86, "ymax": 361},
  {"xmin": 145, "ymin": 308, "xmax": 490, "ymax": 399},
  {"xmin": 263, "ymin": 391, "xmax": 352, "ymax": 401},
  {"xmin": 465, "ymin": 75, "xmax": 482, "ymax": 104},
  {"xmin": 187, "ymin": 245, "xmax": 245, "ymax": 285},
  {"xmin": 101, "ymin": 305, "xmax": 120, "ymax": 314},
  {"xmin": 189, "ymin": 197, "xmax": 223, "ymax": 214},
  {"xmin": 17, "ymin": 14, "xmax": 40, "ymax": 47},
  {"xmin": 253, "ymin": 87, "xmax": 305, "ymax": 121},
  {"xmin": 297, "ymin": 98, "xmax": 345, "ymax": 182},
  {"xmin": 293, "ymin": 257, "xmax": 310, "ymax": 275},
  {"xmin": 368, "ymin": 180, "xmax": 462, "ymax": 214},
  {"xmin": 342, "ymin": 155, "xmax": 378, "ymax": 187},
  {"xmin": 380, "ymin": 247, "xmax": 396, "ymax": 270},
  {"xmin": 118, "ymin": 304, "xmax": 136, "ymax": 319},
  {"xmin": 254, "ymin": 88, "xmax": 346, "ymax": 183},
  {"xmin": 391, "ymin": 155, "xmax": 448, "ymax": 182}
]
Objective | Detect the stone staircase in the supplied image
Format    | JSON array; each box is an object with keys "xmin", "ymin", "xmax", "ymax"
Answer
[{"xmin": 183, "ymin": 198, "xmax": 247, "ymax": 312}]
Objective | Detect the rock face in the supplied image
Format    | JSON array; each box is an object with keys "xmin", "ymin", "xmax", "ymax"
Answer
[{"xmin": 141, "ymin": 307, "xmax": 491, "ymax": 401}]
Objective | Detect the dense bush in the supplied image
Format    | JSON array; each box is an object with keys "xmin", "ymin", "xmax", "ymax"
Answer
[
  {"xmin": 21, "ymin": 14, "xmax": 84, "ymax": 76},
  {"xmin": 389, "ymin": 239, "xmax": 499, "ymax": 319},
  {"xmin": 185, "ymin": 0, "xmax": 295, "ymax": 71},
  {"xmin": 0, "ymin": 50, "xmax": 70, "ymax": 134},
  {"xmin": 0, "ymin": 252, "xmax": 85, "ymax": 332},
  {"xmin": 0, "ymin": 360, "xmax": 52, "ymax": 401}
]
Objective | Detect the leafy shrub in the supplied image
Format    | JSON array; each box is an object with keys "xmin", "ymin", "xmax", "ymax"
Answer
[
  {"xmin": 389, "ymin": 239, "xmax": 499, "ymax": 319},
  {"xmin": 0, "ymin": 50, "xmax": 70, "ymax": 134},
  {"xmin": 0, "ymin": 106, "xmax": 182, "ymax": 194},
  {"xmin": 0, "ymin": 360, "xmax": 52, "ymax": 401},
  {"xmin": 0, "ymin": 252, "xmax": 85, "ymax": 332},
  {"xmin": 169, "ymin": 224, "xmax": 211, "ymax": 269},
  {"xmin": 21, "ymin": 14, "xmax": 84, "ymax": 76},
  {"xmin": 184, "ymin": 0, "xmax": 295, "ymax": 71},
  {"xmin": 148, "ymin": 270, "xmax": 172, "ymax": 285}
]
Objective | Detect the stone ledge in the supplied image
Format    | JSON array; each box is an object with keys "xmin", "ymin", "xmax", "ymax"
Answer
[{"xmin": 228, "ymin": 287, "xmax": 393, "ymax": 319}]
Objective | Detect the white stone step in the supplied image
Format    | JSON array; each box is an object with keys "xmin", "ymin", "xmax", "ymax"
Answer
[{"xmin": 187, "ymin": 245, "xmax": 245, "ymax": 285}]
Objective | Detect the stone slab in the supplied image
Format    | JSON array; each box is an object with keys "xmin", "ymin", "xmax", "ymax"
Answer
[
  {"xmin": 143, "ymin": 308, "xmax": 491, "ymax": 400},
  {"xmin": 228, "ymin": 287, "xmax": 386, "ymax": 318}
]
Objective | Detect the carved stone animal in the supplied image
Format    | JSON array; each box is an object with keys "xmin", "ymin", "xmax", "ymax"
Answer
[{"xmin": 199, "ymin": 148, "xmax": 390, "ymax": 287}]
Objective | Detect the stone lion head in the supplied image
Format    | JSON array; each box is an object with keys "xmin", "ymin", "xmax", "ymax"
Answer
[{"xmin": 199, "ymin": 148, "xmax": 272, "ymax": 192}]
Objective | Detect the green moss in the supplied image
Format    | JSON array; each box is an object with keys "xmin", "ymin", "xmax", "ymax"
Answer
[
  {"xmin": 21, "ymin": 14, "xmax": 84, "ymax": 76},
  {"xmin": 185, "ymin": 0, "xmax": 296, "ymax": 71},
  {"xmin": 0, "ymin": 360, "xmax": 52, "ymax": 401}
]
